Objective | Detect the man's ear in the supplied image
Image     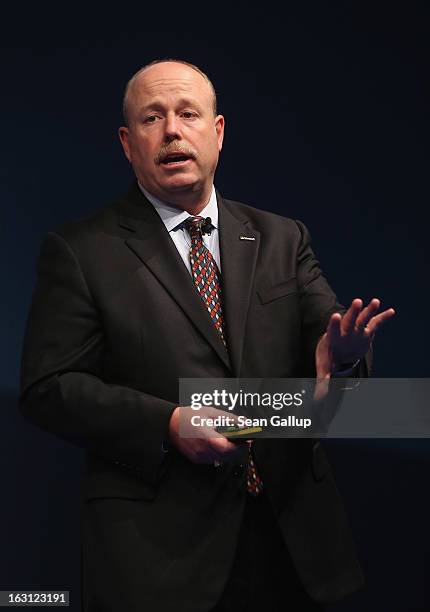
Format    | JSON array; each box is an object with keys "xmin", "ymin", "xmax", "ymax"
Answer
[
  {"xmin": 118, "ymin": 126, "xmax": 132, "ymax": 162},
  {"xmin": 215, "ymin": 115, "xmax": 225, "ymax": 152}
]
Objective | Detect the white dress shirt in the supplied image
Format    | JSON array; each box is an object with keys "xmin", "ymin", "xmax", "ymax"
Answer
[{"xmin": 138, "ymin": 183, "xmax": 221, "ymax": 274}]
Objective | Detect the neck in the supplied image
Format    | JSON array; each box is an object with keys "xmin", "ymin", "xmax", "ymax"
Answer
[
  {"xmin": 141, "ymin": 182, "xmax": 213, "ymax": 216},
  {"xmin": 162, "ymin": 187, "xmax": 212, "ymax": 215}
]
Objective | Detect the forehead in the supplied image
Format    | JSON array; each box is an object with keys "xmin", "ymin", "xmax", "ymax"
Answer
[{"xmin": 130, "ymin": 62, "xmax": 212, "ymax": 107}]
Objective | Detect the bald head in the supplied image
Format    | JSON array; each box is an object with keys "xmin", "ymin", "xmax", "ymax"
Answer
[
  {"xmin": 118, "ymin": 58, "xmax": 225, "ymax": 213},
  {"xmin": 122, "ymin": 59, "xmax": 217, "ymax": 127}
]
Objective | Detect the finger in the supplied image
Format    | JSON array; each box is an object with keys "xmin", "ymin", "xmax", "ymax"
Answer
[
  {"xmin": 209, "ymin": 436, "xmax": 238, "ymax": 455},
  {"xmin": 365, "ymin": 308, "xmax": 396, "ymax": 335},
  {"xmin": 326, "ymin": 313, "xmax": 342, "ymax": 345},
  {"xmin": 314, "ymin": 374, "xmax": 331, "ymax": 402},
  {"xmin": 190, "ymin": 440, "xmax": 223, "ymax": 464},
  {"xmin": 355, "ymin": 298, "xmax": 380, "ymax": 331},
  {"xmin": 341, "ymin": 299, "xmax": 363, "ymax": 334},
  {"xmin": 211, "ymin": 436, "xmax": 248, "ymax": 462},
  {"xmin": 200, "ymin": 438, "xmax": 231, "ymax": 464}
]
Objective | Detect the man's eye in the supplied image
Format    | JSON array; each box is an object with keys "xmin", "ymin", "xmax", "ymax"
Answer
[
  {"xmin": 182, "ymin": 112, "xmax": 197, "ymax": 119},
  {"xmin": 144, "ymin": 116, "xmax": 159, "ymax": 124}
]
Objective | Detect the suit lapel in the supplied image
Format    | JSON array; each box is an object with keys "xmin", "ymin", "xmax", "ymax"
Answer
[
  {"xmin": 218, "ymin": 195, "xmax": 260, "ymax": 375},
  {"xmin": 117, "ymin": 184, "xmax": 231, "ymax": 370}
]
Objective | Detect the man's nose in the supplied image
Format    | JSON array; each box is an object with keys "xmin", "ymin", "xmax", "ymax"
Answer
[{"xmin": 164, "ymin": 113, "xmax": 181, "ymax": 142}]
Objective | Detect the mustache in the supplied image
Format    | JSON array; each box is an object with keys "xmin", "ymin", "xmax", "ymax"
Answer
[{"xmin": 155, "ymin": 142, "xmax": 198, "ymax": 165}]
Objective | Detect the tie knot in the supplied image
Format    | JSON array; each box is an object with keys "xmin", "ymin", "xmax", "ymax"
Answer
[{"xmin": 185, "ymin": 216, "xmax": 204, "ymax": 237}]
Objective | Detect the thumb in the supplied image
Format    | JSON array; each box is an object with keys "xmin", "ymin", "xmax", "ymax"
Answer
[{"xmin": 314, "ymin": 372, "xmax": 331, "ymax": 402}]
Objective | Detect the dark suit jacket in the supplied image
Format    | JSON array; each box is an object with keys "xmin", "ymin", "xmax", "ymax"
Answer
[{"xmin": 20, "ymin": 183, "xmax": 366, "ymax": 612}]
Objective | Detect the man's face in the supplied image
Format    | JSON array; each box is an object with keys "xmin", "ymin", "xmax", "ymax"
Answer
[{"xmin": 119, "ymin": 62, "xmax": 224, "ymax": 207}]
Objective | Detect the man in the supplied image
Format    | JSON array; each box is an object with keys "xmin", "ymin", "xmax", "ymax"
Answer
[{"xmin": 20, "ymin": 59, "xmax": 394, "ymax": 611}]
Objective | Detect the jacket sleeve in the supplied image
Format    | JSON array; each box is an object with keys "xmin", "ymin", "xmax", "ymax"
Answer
[
  {"xmin": 295, "ymin": 220, "xmax": 372, "ymax": 377},
  {"xmin": 20, "ymin": 231, "xmax": 177, "ymax": 486}
]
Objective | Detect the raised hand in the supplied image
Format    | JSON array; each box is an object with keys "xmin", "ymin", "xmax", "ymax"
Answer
[{"xmin": 314, "ymin": 298, "xmax": 395, "ymax": 400}]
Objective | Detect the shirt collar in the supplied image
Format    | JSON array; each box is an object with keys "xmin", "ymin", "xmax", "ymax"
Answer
[{"xmin": 138, "ymin": 183, "xmax": 219, "ymax": 232}]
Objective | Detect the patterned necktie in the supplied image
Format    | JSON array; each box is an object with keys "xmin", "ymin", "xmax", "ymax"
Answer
[
  {"xmin": 185, "ymin": 216, "xmax": 226, "ymax": 346},
  {"xmin": 246, "ymin": 445, "xmax": 263, "ymax": 496},
  {"xmin": 185, "ymin": 216, "xmax": 263, "ymax": 496}
]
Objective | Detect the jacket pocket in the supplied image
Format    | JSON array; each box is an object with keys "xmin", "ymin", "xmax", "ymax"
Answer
[{"xmin": 257, "ymin": 277, "xmax": 298, "ymax": 304}]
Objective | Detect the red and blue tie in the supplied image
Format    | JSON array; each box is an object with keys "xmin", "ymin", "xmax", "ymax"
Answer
[
  {"xmin": 185, "ymin": 217, "xmax": 227, "ymax": 346},
  {"xmin": 185, "ymin": 216, "xmax": 263, "ymax": 496}
]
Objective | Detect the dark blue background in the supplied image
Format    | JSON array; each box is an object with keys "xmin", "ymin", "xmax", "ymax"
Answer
[{"xmin": 2, "ymin": 2, "xmax": 429, "ymax": 610}]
